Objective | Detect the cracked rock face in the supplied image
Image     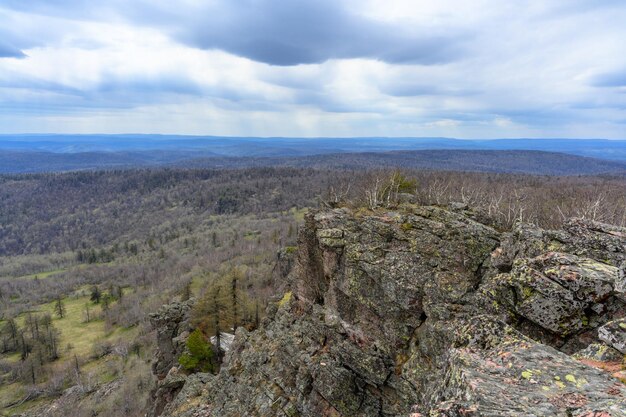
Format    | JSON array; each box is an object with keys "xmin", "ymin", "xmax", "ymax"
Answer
[{"xmin": 151, "ymin": 205, "xmax": 626, "ymax": 417}]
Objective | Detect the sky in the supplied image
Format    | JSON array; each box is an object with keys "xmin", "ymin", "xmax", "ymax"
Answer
[{"xmin": 0, "ymin": 0, "xmax": 625, "ymax": 138}]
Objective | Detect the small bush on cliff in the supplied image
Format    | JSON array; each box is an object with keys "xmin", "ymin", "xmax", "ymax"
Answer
[{"xmin": 178, "ymin": 329, "xmax": 215, "ymax": 373}]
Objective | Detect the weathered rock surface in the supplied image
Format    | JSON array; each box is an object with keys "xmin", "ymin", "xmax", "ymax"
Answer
[
  {"xmin": 148, "ymin": 300, "xmax": 194, "ymax": 417},
  {"xmin": 599, "ymin": 319, "xmax": 626, "ymax": 354},
  {"xmin": 151, "ymin": 205, "xmax": 626, "ymax": 417},
  {"xmin": 150, "ymin": 300, "xmax": 193, "ymax": 380}
]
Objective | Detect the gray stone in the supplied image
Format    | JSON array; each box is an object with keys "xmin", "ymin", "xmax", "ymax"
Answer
[
  {"xmin": 149, "ymin": 205, "xmax": 626, "ymax": 417},
  {"xmin": 599, "ymin": 319, "xmax": 626, "ymax": 354}
]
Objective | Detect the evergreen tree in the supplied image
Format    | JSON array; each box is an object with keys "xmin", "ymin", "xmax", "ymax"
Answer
[
  {"xmin": 1, "ymin": 318, "xmax": 18, "ymax": 351},
  {"xmin": 19, "ymin": 331, "xmax": 29, "ymax": 361},
  {"xmin": 46, "ymin": 327, "xmax": 59, "ymax": 360},
  {"xmin": 90, "ymin": 285, "xmax": 102, "ymax": 304},
  {"xmin": 55, "ymin": 297, "xmax": 66, "ymax": 318},
  {"xmin": 178, "ymin": 329, "xmax": 214, "ymax": 373}
]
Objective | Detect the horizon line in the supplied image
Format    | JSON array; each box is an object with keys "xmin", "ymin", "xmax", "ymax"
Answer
[{"xmin": 0, "ymin": 134, "xmax": 625, "ymax": 141}]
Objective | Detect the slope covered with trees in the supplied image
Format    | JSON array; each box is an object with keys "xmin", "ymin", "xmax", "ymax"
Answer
[{"xmin": 1, "ymin": 166, "xmax": 626, "ymax": 416}]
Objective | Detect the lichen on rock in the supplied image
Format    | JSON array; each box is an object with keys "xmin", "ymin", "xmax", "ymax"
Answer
[{"xmin": 150, "ymin": 205, "xmax": 626, "ymax": 417}]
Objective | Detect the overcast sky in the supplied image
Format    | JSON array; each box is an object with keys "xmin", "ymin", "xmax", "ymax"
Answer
[{"xmin": 1, "ymin": 0, "xmax": 625, "ymax": 138}]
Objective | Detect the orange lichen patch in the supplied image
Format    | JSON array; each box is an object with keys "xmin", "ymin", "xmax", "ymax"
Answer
[{"xmin": 578, "ymin": 358, "xmax": 623, "ymax": 374}]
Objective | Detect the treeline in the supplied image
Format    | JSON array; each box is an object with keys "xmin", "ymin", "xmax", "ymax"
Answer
[
  {"xmin": 0, "ymin": 208, "xmax": 298, "ymax": 317},
  {"xmin": 0, "ymin": 312, "xmax": 60, "ymax": 385},
  {"xmin": 0, "ymin": 168, "xmax": 332, "ymax": 256},
  {"xmin": 326, "ymin": 170, "xmax": 626, "ymax": 230},
  {"xmin": 181, "ymin": 149, "xmax": 626, "ymax": 176},
  {"xmin": 3, "ymin": 167, "xmax": 626, "ymax": 258}
]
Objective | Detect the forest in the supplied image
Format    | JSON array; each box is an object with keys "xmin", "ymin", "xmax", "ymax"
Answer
[{"xmin": 1, "ymin": 165, "xmax": 626, "ymax": 416}]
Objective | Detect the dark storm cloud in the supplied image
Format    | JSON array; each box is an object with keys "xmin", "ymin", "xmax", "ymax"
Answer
[
  {"xmin": 1, "ymin": 0, "xmax": 467, "ymax": 66},
  {"xmin": 172, "ymin": 0, "xmax": 466, "ymax": 66}
]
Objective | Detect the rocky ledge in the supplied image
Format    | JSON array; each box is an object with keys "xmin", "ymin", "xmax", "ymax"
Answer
[{"xmin": 150, "ymin": 204, "xmax": 626, "ymax": 417}]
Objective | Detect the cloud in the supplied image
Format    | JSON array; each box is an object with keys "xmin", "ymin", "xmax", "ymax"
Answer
[
  {"xmin": 1, "ymin": 1, "xmax": 626, "ymax": 137},
  {"xmin": 425, "ymin": 119, "xmax": 462, "ymax": 128},
  {"xmin": 380, "ymin": 82, "xmax": 477, "ymax": 98},
  {"xmin": 0, "ymin": 41, "xmax": 25, "ymax": 58},
  {"xmin": 592, "ymin": 70, "xmax": 626, "ymax": 88},
  {"xmin": 95, "ymin": 75, "xmax": 204, "ymax": 96},
  {"xmin": 168, "ymin": 0, "xmax": 466, "ymax": 66},
  {"xmin": 1, "ymin": 0, "xmax": 468, "ymax": 66},
  {"xmin": 0, "ymin": 9, "xmax": 83, "ymax": 59}
]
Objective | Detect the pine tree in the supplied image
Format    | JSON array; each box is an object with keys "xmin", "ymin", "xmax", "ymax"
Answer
[
  {"xmin": 20, "ymin": 331, "xmax": 29, "ymax": 360},
  {"xmin": 55, "ymin": 297, "xmax": 66, "ymax": 319},
  {"xmin": 47, "ymin": 327, "xmax": 58, "ymax": 360},
  {"xmin": 2, "ymin": 318, "xmax": 18, "ymax": 351},
  {"xmin": 178, "ymin": 329, "xmax": 214, "ymax": 373},
  {"xmin": 90, "ymin": 286, "xmax": 102, "ymax": 304}
]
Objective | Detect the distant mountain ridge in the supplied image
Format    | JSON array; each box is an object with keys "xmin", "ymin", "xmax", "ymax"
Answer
[
  {"xmin": 1, "ymin": 149, "xmax": 626, "ymax": 176},
  {"xmin": 181, "ymin": 149, "xmax": 626, "ymax": 176},
  {"xmin": 2, "ymin": 134, "xmax": 626, "ymax": 161}
]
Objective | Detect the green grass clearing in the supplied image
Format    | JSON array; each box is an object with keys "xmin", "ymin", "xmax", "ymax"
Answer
[
  {"xmin": 0, "ymin": 288, "xmax": 140, "ymax": 414},
  {"xmin": 0, "ymin": 268, "xmax": 68, "ymax": 282}
]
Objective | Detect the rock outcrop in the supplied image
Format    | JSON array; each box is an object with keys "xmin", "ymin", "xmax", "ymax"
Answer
[
  {"xmin": 151, "ymin": 205, "xmax": 626, "ymax": 417},
  {"xmin": 148, "ymin": 300, "xmax": 193, "ymax": 417}
]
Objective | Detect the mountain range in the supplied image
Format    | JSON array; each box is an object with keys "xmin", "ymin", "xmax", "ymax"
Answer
[{"xmin": 3, "ymin": 135, "xmax": 626, "ymax": 175}]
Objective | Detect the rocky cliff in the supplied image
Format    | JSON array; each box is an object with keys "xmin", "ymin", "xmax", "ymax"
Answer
[{"xmin": 150, "ymin": 204, "xmax": 626, "ymax": 417}]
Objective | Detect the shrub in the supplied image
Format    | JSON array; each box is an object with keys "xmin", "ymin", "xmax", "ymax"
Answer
[{"xmin": 178, "ymin": 329, "xmax": 214, "ymax": 373}]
